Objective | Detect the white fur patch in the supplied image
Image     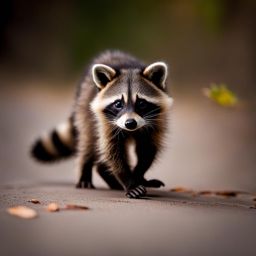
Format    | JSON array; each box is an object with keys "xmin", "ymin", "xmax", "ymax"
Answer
[
  {"xmin": 56, "ymin": 121, "xmax": 73, "ymax": 148},
  {"xmin": 125, "ymin": 138, "xmax": 137, "ymax": 170},
  {"xmin": 91, "ymin": 95, "xmax": 123, "ymax": 113},
  {"xmin": 136, "ymin": 92, "xmax": 173, "ymax": 109},
  {"xmin": 41, "ymin": 133, "xmax": 58, "ymax": 156},
  {"xmin": 116, "ymin": 113, "xmax": 145, "ymax": 131}
]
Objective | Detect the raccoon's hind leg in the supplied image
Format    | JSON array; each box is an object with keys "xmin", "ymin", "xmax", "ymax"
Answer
[
  {"xmin": 76, "ymin": 155, "xmax": 95, "ymax": 189},
  {"xmin": 75, "ymin": 111, "xmax": 96, "ymax": 189},
  {"xmin": 76, "ymin": 131, "xmax": 95, "ymax": 189}
]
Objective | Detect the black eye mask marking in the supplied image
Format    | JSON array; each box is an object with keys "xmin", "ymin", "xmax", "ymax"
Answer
[
  {"xmin": 103, "ymin": 97, "xmax": 125, "ymax": 119},
  {"xmin": 103, "ymin": 96, "xmax": 161, "ymax": 122},
  {"xmin": 135, "ymin": 98, "xmax": 161, "ymax": 117}
]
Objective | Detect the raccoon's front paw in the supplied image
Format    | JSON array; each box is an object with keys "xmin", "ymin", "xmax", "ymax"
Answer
[
  {"xmin": 142, "ymin": 179, "xmax": 165, "ymax": 188},
  {"xmin": 76, "ymin": 181, "xmax": 95, "ymax": 189},
  {"xmin": 125, "ymin": 185, "xmax": 147, "ymax": 199}
]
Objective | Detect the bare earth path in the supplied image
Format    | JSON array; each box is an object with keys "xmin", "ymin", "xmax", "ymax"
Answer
[{"xmin": 1, "ymin": 183, "xmax": 256, "ymax": 256}]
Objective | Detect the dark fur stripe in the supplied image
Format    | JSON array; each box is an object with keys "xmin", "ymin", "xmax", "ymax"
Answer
[
  {"xmin": 31, "ymin": 140, "xmax": 55, "ymax": 162},
  {"xmin": 51, "ymin": 130, "xmax": 73, "ymax": 156},
  {"xmin": 70, "ymin": 115, "xmax": 78, "ymax": 139}
]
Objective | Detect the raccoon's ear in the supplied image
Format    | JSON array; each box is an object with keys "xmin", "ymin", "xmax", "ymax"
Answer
[
  {"xmin": 92, "ymin": 64, "xmax": 116, "ymax": 89},
  {"xmin": 143, "ymin": 62, "xmax": 168, "ymax": 89}
]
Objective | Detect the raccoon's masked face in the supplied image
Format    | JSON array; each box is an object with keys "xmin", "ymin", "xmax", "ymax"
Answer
[{"xmin": 90, "ymin": 62, "xmax": 173, "ymax": 132}]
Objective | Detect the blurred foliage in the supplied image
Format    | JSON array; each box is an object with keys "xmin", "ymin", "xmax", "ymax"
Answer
[
  {"xmin": 196, "ymin": 0, "xmax": 227, "ymax": 33},
  {"xmin": 64, "ymin": 0, "xmax": 232, "ymax": 70},
  {"xmin": 67, "ymin": 0, "xmax": 171, "ymax": 69},
  {"xmin": 203, "ymin": 83, "xmax": 238, "ymax": 107},
  {"xmin": 0, "ymin": 0, "xmax": 254, "ymax": 93}
]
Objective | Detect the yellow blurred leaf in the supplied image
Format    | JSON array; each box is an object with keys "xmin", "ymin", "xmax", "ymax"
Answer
[{"xmin": 203, "ymin": 83, "xmax": 238, "ymax": 107}]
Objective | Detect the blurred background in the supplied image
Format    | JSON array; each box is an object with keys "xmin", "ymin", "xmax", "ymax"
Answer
[{"xmin": 0, "ymin": 0, "xmax": 255, "ymax": 191}]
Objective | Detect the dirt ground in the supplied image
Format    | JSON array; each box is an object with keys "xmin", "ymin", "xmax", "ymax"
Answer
[
  {"xmin": 1, "ymin": 184, "xmax": 256, "ymax": 256},
  {"xmin": 0, "ymin": 83, "xmax": 256, "ymax": 255}
]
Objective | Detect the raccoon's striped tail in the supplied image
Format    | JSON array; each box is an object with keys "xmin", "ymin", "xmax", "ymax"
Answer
[{"xmin": 31, "ymin": 118, "xmax": 76, "ymax": 162}]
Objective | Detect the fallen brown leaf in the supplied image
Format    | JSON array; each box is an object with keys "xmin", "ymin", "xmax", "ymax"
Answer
[
  {"xmin": 253, "ymin": 198, "xmax": 256, "ymax": 201},
  {"xmin": 215, "ymin": 191, "xmax": 237, "ymax": 197},
  {"xmin": 170, "ymin": 187, "xmax": 193, "ymax": 193},
  {"xmin": 7, "ymin": 206, "xmax": 38, "ymax": 219},
  {"xmin": 198, "ymin": 191, "xmax": 213, "ymax": 195},
  {"xmin": 65, "ymin": 204, "xmax": 89, "ymax": 210},
  {"xmin": 47, "ymin": 203, "xmax": 60, "ymax": 212},
  {"xmin": 28, "ymin": 199, "xmax": 40, "ymax": 204}
]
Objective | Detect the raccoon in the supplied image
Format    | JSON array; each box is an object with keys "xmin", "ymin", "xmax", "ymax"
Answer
[{"xmin": 31, "ymin": 50, "xmax": 173, "ymax": 198}]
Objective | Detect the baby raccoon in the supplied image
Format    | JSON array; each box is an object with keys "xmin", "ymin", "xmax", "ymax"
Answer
[{"xmin": 31, "ymin": 50, "xmax": 173, "ymax": 198}]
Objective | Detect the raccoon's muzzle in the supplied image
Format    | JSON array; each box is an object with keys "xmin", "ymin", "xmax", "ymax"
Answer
[{"xmin": 116, "ymin": 113, "xmax": 145, "ymax": 131}]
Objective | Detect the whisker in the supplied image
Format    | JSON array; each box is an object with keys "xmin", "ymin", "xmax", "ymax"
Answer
[
  {"xmin": 144, "ymin": 111, "xmax": 165, "ymax": 118},
  {"xmin": 144, "ymin": 107, "xmax": 161, "ymax": 117}
]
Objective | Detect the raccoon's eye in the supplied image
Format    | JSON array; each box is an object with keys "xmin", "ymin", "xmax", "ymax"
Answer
[
  {"xmin": 114, "ymin": 100, "xmax": 123, "ymax": 109},
  {"xmin": 137, "ymin": 99, "xmax": 148, "ymax": 110}
]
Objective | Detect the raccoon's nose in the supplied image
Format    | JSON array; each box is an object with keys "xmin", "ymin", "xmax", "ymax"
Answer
[{"xmin": 125, "ymin": 119, "xmax": 137, "ymax": 130}]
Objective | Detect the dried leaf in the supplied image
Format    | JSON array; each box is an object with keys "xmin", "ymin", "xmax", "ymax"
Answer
[
  {"xmin": 198, "ymin": 191, "xmax": 213, "ymax": 195},
  {"xmin": 215, "ymin": 191, "xmax": 237, "ymax": 197},
  {"xmin": 203, "ymin": 83, "xmax": 238, "ymax": 107},
  {"xmin": 7, "ymin": 206, "xmax": 38, "ymax": 219},
  {"xmin": 65, "ymin": 204, "xmax": 89, "ymax": 210},
  {"xmin": 28, "ymin": 199, "xmax": 40, "ymax": 204},
  {"xmin": 47, "ymin": 203, "xmax": 60, "ymax": 212},
  {"xmin": 170, "ymin": 187, "xmax": 193, "ymax": 193}
]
